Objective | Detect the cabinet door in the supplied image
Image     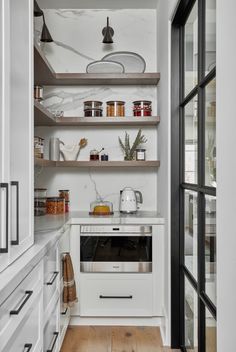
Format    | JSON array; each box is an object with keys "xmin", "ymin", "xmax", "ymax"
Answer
[
  {"xmin": 0, "ymin": 0, "xmax": 10, "ymax": 272},
  {"xmin": 8, "ymin": 0, "xmax": 33, "ymax": 263}
]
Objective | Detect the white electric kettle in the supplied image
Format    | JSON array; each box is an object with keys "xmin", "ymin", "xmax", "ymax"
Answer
[{"xmin": 119, "ymin": 187, "xmax": 143, "ymax": 214}]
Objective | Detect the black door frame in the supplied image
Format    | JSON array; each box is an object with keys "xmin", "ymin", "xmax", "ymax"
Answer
[{"xmin": 171, "ymin": 0, "xmax": 216, "ymax": 350}]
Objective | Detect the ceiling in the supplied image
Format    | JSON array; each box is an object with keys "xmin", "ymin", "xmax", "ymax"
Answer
[{"xmin": 38, "ymin": 0, "xmax": 159, "ymax": 9}]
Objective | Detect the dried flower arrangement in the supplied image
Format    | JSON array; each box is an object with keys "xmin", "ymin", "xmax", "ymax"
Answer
[{"xmin": 118, "ymin": 129, "xmax": 147, "ymax": 161}]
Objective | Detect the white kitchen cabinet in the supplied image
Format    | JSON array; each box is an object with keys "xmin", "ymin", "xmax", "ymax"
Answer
[
  {"xmin": 43, "ymin": 296, "xmax": 60, "ymax": 352},
  {"xmin": 0, "ymin": 0, "xmax": 33, "ymax": 272}
]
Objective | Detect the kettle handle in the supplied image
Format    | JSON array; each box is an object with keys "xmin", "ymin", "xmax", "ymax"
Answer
[{"xmin": 135, "ymin": 191, "xmax": 143, "ymax": 204}]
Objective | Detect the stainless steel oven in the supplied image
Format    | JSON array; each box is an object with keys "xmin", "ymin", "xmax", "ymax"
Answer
[{"xmin": 80, "ymin": 225, "xmax": 152, "ymax": 273}]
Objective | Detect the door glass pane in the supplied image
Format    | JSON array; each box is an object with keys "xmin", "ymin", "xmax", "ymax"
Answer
[
  {"xmin": 185, "ymin": 1, "xmax": 198, "ymax": 96},
  {"xmin": 205, "ymin": 195, "xmax": 216, "ymax": 306},
  {"xmin": 184, "ymin": 97, "xmax": 198, "ymax": 184},
  {"xmin": 185, "ymin": 277, "xmax": 198, "ymax": 351},
  {"xmin": 205, "ymin": 79, "xmax": 216, "ymax": 187},
  {"xmin": 205, "ymin": 0, "xmax": 216, "ymax": 75},
  {"xmin": 185, "ymin": 191, "xmax": 198, "ymax": 280},
  {"xmin": 206, "ymin": 307, "xmax": 217, "ymax": 352}
]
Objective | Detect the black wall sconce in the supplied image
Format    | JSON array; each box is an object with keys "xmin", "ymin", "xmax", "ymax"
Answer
[
  {"xmin": 34, "ymin": 0, "xmax": 53, "ymax": 43},
  {"xmin": 102, "ymin": 17, "xmax": 114, "ymax": 44}
]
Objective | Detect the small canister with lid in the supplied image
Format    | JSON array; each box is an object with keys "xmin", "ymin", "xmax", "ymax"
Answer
[
  {"xmin": 46, "ymin": 197, "xmax": 65, "ymax": 215},
  {"xmin": 84, "ymin": 101, "xmax": 103, "ymax": 117},
  {"xmin": 135, "ymin": 148, "xmax": 146, "ymax": 161},
  {"xmin": 133, "ymin": 100, "xmax": 152, "ymax": 117},
  {"xmin": 34, "ymin": 188, "xmax": 47, "ymax": 216},
  {"xmin": 106, "ymin": 101, "xmax": 125, "ymax": 117},
  {"xmin": 59, "ymin": 190, "xmax": 70, "ymax": 213}
]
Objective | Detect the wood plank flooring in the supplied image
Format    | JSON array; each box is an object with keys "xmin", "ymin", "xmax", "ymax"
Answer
[{"xmin": 60, "ymin": 326, "xmax": 180, "ymax": 352}]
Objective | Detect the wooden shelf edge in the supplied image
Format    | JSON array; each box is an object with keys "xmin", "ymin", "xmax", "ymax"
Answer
[
  {"xmin": 55, "ymin": 116, "xmax": 160, "ymax": 126},
  {"xmin": 34, "ymin": 159, "xmax": 160, "ymax": 168},
  {"xmin": 34, "ymin": 100, "xmax": 57, "ymax": 126}
]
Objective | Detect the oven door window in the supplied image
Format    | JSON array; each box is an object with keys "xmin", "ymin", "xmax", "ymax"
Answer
[{"xmin": 80, "ymin": 236, "xmax": 152, "ymax": 262}]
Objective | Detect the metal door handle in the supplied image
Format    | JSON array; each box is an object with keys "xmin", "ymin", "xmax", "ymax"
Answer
[
  {"xmin": 47, "ymin": 332, "xmax": 59, "ymax": 352},
  {"xmin": 0, "ymin": 183, "xmax": 9, "ymax": 253},
  {"xmin": 99, "ymin": 295, "xmax": 133, "ymax": 299},
  {"xmin": 46, "ymin": 271, "xmax": 59, "ymax": 285},
  {"xmin": 11, "ymin": 181, "xmax": 19, "ymax": 245},
  {"xmin": 23, "ymin": 344, "xmax": 33, "ymax": 352},
  {"xmin": 10, "ymin": 290, "xmax": 33, "ymax": 315},
  {"xmin": 61, "ymin": 307, "xmax": 68, "ymax": 315}
]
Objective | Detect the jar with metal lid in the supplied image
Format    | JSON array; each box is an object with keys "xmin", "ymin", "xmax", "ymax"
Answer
[
  {"xmin": 34, "ymin": 197, "xmax": 47, "ymax": 216},
  {"xmin": 34, "ymin": 85, "xmax": 43, "ymax": 101},
  {"xmin": 133, "ymin": 100, "xmax": 152, "ymax": 117},
  {"xmin": 106, "ymin": 101, "xmax": 125, "ymax": 117},
  {"xmin": 46, "ymin": 197, "xmax": 65, "ymax": 215},
  {"xmin": 84, "ymin": 101, "xmax": 103, "ymax": 117},
  {"xmin": 34, "ymin": 188, "xmax": 47, "ymax": 198},
  {"xmin": 59, "ymin": 190, "xmax": 70, "ymax": 202},
  {"xmin": 135, "ymin": 148, "xmax": 146, "ymax": 161},
  {"xmin": 34, "ymin": 136, "xmax": 44, "ymax": 159}
]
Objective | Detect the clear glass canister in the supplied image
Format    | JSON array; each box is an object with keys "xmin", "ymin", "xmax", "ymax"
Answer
[
  {"xmin": 106, "ymin": 101, "xmax": 125, "ymax": 117},
  {"xmin": 90, "ymin": 200, "xmax": 113, "ymax": 215},
  {"xmin": 133, "ymin": 100, "xmax": 152, "ymax": 116},
  {"xmin": 46, "ymin": 197, "xmax": 65, "ymax": 215},
  {"xmin": 58, "ymin": 190, "xmax": 70, "ymax": 202}
]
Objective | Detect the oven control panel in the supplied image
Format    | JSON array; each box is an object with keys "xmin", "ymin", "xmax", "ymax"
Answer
[{"xmin": 80, "ymin": 225, "xmax": 152, "ymax": 234}]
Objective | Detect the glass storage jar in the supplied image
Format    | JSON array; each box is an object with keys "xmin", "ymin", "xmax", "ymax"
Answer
[
  {"xmin": 106, "ymin": 101, "xmax": 125, "ymax": 117},
  {"xmin": 133, "ymin": 100, "xmax": 152, "ymax": 116},
  {"xmin": 34, "ymin": 197, "xmax": 47, "ymax": 216},
  {"xmin": 135, "ymin": 148, "xmax": 146, "ymax": 161},
  {"xmin": 58, "ymin": 190, "xmax": 70, "ymax": 202},
  {"xmin": 34, "ymin": 136, "xmax": 44, "ymax": 159},
  {"xmin": 84, "ymin": 101, "xmax": 103, "ymax": 117},
  {"xmin": 46, "ymin": 197, "xmax": 65, "ymax": 215}
]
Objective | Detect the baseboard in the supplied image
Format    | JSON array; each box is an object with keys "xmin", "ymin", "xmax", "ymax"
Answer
[
  {"xmin": 160, "ymin": 306, "xmax": 171, "ymax": 346},
  {"xmin": 70, "ymin": 316, "xmax": 163, "ymax": 327}
]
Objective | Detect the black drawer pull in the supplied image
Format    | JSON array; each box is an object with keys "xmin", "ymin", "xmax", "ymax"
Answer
[
  {"xmin": 46, "ymin": 271, "xmax": 59, "ymax": 285},
  {"xmin": 47, "ymin": 332, "xmax": 59, "ymax": 352},
  {"xmin": 0, "ymin": 183, "xmax": 9, "ymax": 253},
  {"xmin": 11, "ymin": 181, "xmax": 19, "ymax": 246},
  {"xmin": 23, "ymin": 344, "xmax": 33, "ymax": 352},
  {"xmin": 99, "ymin": 295, "xmax": 133, "ymax": 299},
  {"xmin": 61, "ymin": 307, "xmax": 68, "ymax": 315},
  {"xmin": 10, "ymin": 290, "xmax": 33, "ymax": 315}
]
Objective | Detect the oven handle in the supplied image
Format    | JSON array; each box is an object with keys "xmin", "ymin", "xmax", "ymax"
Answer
[
  {"xmin": 99, "ymin": 295, "xmax": 133, "ymax": 299},
  {"xmin": 81, "ymin": 233, "xmax": 152, "ymax": 237}
]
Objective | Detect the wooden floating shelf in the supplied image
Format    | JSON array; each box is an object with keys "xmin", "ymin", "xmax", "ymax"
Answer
[
  {"xmin": 34, "ymin": 159, "xmax": 160, "ymax": 168},
  {"xmin": 34, "ymin": 102, "xmax": 160, "ymax": 127},
  {"xmin": 34, "ymin": 45, "xmax": 160, "ymax": 86}
]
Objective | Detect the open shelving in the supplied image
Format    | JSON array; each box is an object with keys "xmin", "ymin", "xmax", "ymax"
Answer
[{"xmin": 34, "ymin": 159, "xmax": 160, "ymax": 168}]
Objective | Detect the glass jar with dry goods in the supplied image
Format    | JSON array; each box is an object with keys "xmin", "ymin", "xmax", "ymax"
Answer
[
  {"xmin": 46, "ymin": 197, "xmax": 65, "ymax": 215},
  {"xmin": 58, "ymin": 190, "xmax": 70, "ymax": 202},
  {"xmin": 106, "ymin": 101, "xmax": 125, "ymax": 117},
  {"xmin": 34, "ymin": 189, "xmax": 47, "ymax": 216},
  {"xmin": 84, "ymin": 101, "xmax": 103, "ymax": 117},
  {"xmin": 34, "ymin": 136, "xmax": 44, "ymax": 159},
  {"xmin": 133, "ymin": 100, "xmax": 152, "ymax": 116},
  {"xmin": 34, "ymin": 85, "xmax": 43, "ymax": 101}
]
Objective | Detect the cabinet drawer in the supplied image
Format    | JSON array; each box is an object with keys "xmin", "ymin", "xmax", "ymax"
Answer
[
  {"xmin": 2, "ymin": 290, "xmax": 42, "ymax": 352},
  {"xmin": 44, "ymin": 245, "xmax": 59, "ymax": 312},
  {"xmin": 59, "ymin": 279, "xmax": 70, "ymax": 345},
  {"xmin": 44, "ymin": 298, "xmax": 59, "ymax": 352},
  {"xmin": 80, "ymin": 274, "xmax": 153, "ymax": 317},
  {"xmin": 0, "ymin": 261, "xmax": 43, "ymax": 345}
]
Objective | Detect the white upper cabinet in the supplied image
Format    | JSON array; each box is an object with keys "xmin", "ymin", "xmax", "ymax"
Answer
[{"xmin": 0, "ymin": 0, "xmax": 33, "ymax": 272}]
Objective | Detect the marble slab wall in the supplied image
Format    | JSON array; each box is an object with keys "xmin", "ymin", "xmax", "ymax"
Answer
[{"xmin": 35, "ymin": 9, "xmax": 159, "ymax": 212}]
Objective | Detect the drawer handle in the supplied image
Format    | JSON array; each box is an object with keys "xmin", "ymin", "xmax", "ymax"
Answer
[
  {"xmin": 99, "ymin": 295, "xmax": 133, "ymax": 299},
  {"xmin": 61, "ymin": 307, "xmax": 68, "ymax": 315},
  {"xmin": 47, "ymin": 332, "xmax": 59, "ymax": 352},
  {"xmin": 46, "ymin": 271, "xmax": 59, "ymax": 285},
  {"xmin": 23, "ymin": 344, "xmax": 33, "ymax": 352},
  {"xmin": 10, "ymin": 290, "xmax": 33, "ymax": 315}
]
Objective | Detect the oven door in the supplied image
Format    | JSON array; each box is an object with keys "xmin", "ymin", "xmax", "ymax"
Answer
[{"xmin": 80, "ymin": 225, "xmax": 152, "ymax": 273}]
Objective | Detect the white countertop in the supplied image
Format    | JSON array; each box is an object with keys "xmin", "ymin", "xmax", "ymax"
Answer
[{"xmin": 35, "ymin": 211, "xmax": 165, "ymax": 233}]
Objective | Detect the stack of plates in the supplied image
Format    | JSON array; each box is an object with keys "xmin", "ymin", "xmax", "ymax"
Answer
[{"xmin": 86, "ymin": 51, "xmax": 146, "ymax": 74}]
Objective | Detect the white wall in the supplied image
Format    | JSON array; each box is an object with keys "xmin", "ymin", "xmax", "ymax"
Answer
[
  {"xmin": 35, "ymin": 9, "xmax": 159, "ymax": 212},
  {"xmin": 216, "ymin": 0, "xmax": 236, "ymax": 350}
]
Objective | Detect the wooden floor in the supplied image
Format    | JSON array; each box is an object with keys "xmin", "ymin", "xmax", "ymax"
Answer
[{"xmin": 60, "ymin": 326, "xmax": 180, "ymax": 352}]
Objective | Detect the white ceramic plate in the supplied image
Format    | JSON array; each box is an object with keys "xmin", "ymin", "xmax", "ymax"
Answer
[
  {"xmin": 86, "ymin": 60, "xmax": 125, "ymax": 73},
  {"xmin": 102, "ymin": 51, "xmax": 146, "ymax": 73}
]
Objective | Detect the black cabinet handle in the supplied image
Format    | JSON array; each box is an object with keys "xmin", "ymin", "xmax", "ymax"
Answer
[
  {"xmin": 46, "ymin": 271, "xmax": 59, "ymax": 285},
  {"xmin": 47, "ymin": 332, "xmax": 59, "ymax": 352},
  {"xmin": 11, "ymin": 181, "xmax": 19, "ymax": 246},
  {"xmin": 0, "ymin": 183, "xmax": 8, "ymax": 253},
  {"xmin": 99, "ymin": 295, "xmax": 133, "ymax": 299},
  {"xmin": 10, "ymin": 290, "xmax": 33, "ymax": 315},
  {"xmin": 61, "ymin": 307, "xmax": 68, "ymax": 315},
  {"xmin": 23, "ymin": 344, "xmax": 33, "ymax": 352}
]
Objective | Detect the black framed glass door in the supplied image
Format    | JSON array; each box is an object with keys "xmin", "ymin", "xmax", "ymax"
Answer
[{"xmin": 171, "ymin": 1, "xmax": 216, "ymax": 351}]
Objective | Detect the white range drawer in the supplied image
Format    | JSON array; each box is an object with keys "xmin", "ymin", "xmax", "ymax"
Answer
[
  {"xmin": 0, "ymin": 261, "xmax": 43, "ymax": 347},
  {"xmin": 43, "ymin": 298, "xmax": 59, "ymax": 352},
  {"xmin": 43, "ymin": 245, "xmax": 59, "ymax": 312},
  {"xmin": 80, "ymin": 274, "xmax": 153, "ymax": 317},
  {"xmin": 2, "ymin": 290, "xmax": 43, "ymax": 352}
]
